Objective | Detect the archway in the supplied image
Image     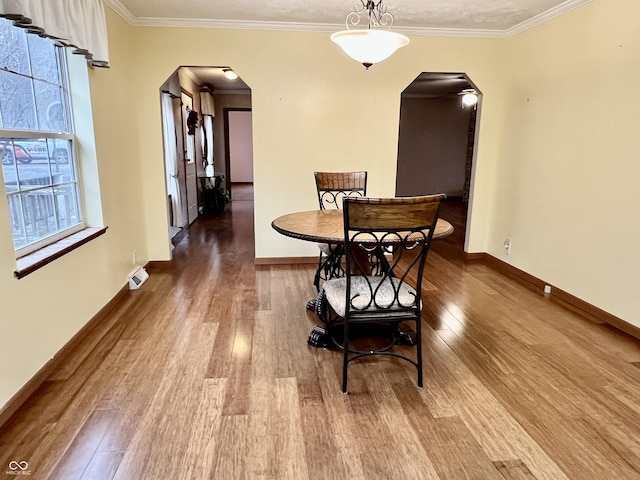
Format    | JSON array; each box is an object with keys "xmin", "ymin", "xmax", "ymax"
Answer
[
  {"xmin": 160, "ymin": 66, "xmax": 252, "ymax": 246},
  {"xmin": 396, "ymin": 72, "xmax": 481, "ymax": 257}
]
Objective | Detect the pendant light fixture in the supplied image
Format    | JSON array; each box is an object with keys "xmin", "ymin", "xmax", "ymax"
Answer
[{"xmin": 331, "ymin": 0, "xmax": 409, "ymax": 69}]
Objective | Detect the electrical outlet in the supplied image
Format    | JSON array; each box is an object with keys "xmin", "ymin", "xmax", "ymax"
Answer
[
  {"xmin": 503, "ymin": 239, "xmax": 511, "ymax": 255},
  {"xmin": 132, "ymin": 250, "xmax": 137, "ymax": 266}
]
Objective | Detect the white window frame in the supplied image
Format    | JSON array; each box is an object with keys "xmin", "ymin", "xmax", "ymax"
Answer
[{"xmin": 0, "ymin": 23, "xmax": 86, "ymax": 259}]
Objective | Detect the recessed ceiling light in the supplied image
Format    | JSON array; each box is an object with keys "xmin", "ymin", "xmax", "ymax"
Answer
[
  {"xmin": 223, "ymin": 69, "xmax": 238, "ymax": 80},
  {"xmin": 460, "ymin": 89, "xmax": 478, "ymax": 107}
]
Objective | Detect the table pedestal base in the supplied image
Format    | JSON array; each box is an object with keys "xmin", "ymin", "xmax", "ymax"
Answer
[{"xmin": 307, "ymin": 326, "xmax": 331, "ymax": 348}]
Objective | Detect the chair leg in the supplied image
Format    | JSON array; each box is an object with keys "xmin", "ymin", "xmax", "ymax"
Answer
[
  {"xmin": 342, "ymin": 321, "xmax": 350, "ymax": 394},
  {"xmin": 415, "ymin": 318, "xmax": 423, "ymax": 388}
]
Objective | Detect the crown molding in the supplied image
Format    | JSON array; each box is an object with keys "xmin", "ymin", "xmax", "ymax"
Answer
[
  {"xmin": 103, "ymin": 0, "xmax": 593, "ymax": 39},
  {"xmin": 505, "ymin": 0, "xmax": 592, "ymax": 36},
  {"xmin": 180, "ymin": 66, "xmax": 199, "ymax": 84},
  {"xmin": 102, "ymin": 0, "xmax": 137, "ymax": 24}
]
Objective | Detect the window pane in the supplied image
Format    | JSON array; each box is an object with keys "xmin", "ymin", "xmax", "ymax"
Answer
[
  {"xmin": 22, "ymin": 187, "xmax": 57, "ymax": 244},
  {"xmin": 0, "ymin": 71, "xmax": 37, "ymax": 129},
  {"xmin": 35, "ymin": 81, "xmax": 65, "ymax": 131},
  {"xmin": 13, "ymin": 139, "xmax": 53, "ymax": 190},
  {"xmin": 53, "ymin": 183, "xmax": 81, "ymax": 229},
  {"xmin": 7, "ymin": 193, "xmax": 27, "ymax": 249},
  {"xmin": 28, "ymin": 33, "xmax": 58, "ymax": 83},
  {"xmin": 0, "ymin": 19, "xmax": 30, "ymax": 75},
  {"xmin": 47, "ymin": 139, "xmax": 75, "ymax": 179},
  {"xmin": 1, "ymin": 138, "xmax": 19, "ymax": 193}
]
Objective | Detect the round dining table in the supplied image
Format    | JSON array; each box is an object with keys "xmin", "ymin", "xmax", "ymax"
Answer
[
  {"xmin": 271, "ymin": 209, "xmax": 454, "ymax": 348},
  {"xmin": 271, "ymin": 209, "xmax": 454, "ymax": 244}
]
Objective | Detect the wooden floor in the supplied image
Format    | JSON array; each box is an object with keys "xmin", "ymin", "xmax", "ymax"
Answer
[{"xmin": 3, "ymin": 186, "xmax": 640, "ymax": 479}]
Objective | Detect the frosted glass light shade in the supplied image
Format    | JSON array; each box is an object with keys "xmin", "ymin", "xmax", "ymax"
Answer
[{"xmin": 331, "ymin": 29, "xmax": 409, "ymax": 68}]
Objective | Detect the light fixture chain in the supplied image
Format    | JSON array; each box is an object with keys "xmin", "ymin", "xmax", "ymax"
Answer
[{"xmin": 345, "ymin": 0, "xmax": 396, "ymax": 30}]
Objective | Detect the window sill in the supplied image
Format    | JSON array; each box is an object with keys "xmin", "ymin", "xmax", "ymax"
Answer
[{"xmin": 14, "ymin": 226, "xmax": 108, "ymax": 279}]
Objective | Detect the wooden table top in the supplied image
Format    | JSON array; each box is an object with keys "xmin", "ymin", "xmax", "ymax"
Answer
[{"xmin": 271, "ymin": 209, "xmax": 454, "ymax": 244}]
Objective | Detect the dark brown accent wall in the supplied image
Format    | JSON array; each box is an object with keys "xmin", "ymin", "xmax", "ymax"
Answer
[{"xmin": 396, "ymin": 95, "xmax": 473, "ymax": 197}]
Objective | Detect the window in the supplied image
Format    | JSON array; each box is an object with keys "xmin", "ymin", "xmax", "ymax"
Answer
[{"xmin": 0, "ymin": 17, "xmax": 83, "ymax": 256}]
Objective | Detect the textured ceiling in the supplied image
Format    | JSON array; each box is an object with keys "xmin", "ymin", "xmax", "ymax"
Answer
[{"xmin": 105, "ymin": 0, "xmax": 592, "ymax": 36}]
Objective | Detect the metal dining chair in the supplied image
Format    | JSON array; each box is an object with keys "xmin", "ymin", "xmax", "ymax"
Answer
[
  {"xmin": 312, "ymin": 171, "xmax": 367, "ymax": 294},
  {"xmin": 318, "ymin": 194, "xmax": 444, "ymax": 393}
]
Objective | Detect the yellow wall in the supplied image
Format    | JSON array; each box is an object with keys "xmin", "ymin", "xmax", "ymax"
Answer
[
  {"xmin": 489, "ymin": 0, "xmax": 639, "ymax": 325},
  {"xmin": 2, "ymin": 0, "xmax": 639, "ymax": 411}
]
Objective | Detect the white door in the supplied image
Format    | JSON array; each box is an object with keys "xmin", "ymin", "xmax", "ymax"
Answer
[
  {"xmin": 181, "ymin": 91, "xmax": 199, "ymax": 224},
  {"xmin": 173, "ymin": 97, "xmax": 188, "ymax": 228},
  {"xmin": 185, "ymin": 160, "xmax": 197, "ymax": 224}
]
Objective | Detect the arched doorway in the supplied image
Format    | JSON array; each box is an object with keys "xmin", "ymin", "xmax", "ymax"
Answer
[
  {"xmin": 160, "ymin": 66, "xmax": 252, "ymax": 246},
  {"xmin": 396, "ymin": 72, "xmax": 481, "ymax": 258}
]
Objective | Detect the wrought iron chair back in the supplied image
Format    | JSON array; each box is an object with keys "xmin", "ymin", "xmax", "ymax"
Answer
[
  {"xmin": 314, "ymin": 171, "xmax": 367, "ymax": 210},
  {"xmin": 311, "ymin": 171, "xmax": 368, "ymax": 294}
]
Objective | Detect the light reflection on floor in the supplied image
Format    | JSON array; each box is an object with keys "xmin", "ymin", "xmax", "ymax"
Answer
[{"xmin": 439, "ymin": 302, "xmax": 467, "ymax": 334}]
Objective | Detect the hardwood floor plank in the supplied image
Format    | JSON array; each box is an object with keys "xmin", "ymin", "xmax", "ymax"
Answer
[
  {"xmin": 494, "ymin": 459, "xmax": 538, "ymax": 479},
  {"xmin": 255, "ymin": 265, "xmax": 272, "ymax": 311},
  {"xmin": 416, "ymin": 328, "xmax": 571, "ymax": 480},
  {"xmin": 246, "ymin": 376, "xmax": 310, "ymax": 476},
  {"xmin": 299, "ymin": 403, "xmax": 351, "ymax": 480},
  {"xmin": 94, "ymin": 295, "xmax": 203, "ymax": 453},
  {"xmin": 221, "ymin": 297, "xmax": 255, "ymax": 416},
  {"xmin": 269, "ymin": 378, "xmax": 309, "ymax": 479},
  {"xmin": 213, "ymin": 415, "xmax": 249, "ymax": 479},
  {"xmin": 111, "ymin": 321, "xmax": 218, "ymax": 480},
  {"xmin": 314, "ymin": 360, "xmax": 368, "ymax": 480},
  {"xmin": 178, "ymin": 378, "xmax": 227, "ymax": 480},
  {"xmin": 79, "ymin": 451, "xmax": 125, "ymax": 480},
  {"xmin": 251, "ymin": 311, "xmax": 277, "ymax": 379},
  {"xmin": 205, "ymin": 298, "xmax": 239, "ymax": 378},
  {"xmin": 0, "ymin": 380, "xmax": 61, "ymax": 463},
  {"xmin": 396, "ymin": 385, "xmax": 503, "ymax": 480},
  {"xmin": 221, "ymin": 354, "xmax": 253, "ymax": 416},
  {"xmin": 359, "ymin": 365, "xmax": 442, "ymax": 479},
  {"xmin": 571, "ymin": 415, "xmax": 640, "ymax": 478},
  {"xmin": 47, "ymin": 409, "xmax": 119, "ymax": 480}
]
